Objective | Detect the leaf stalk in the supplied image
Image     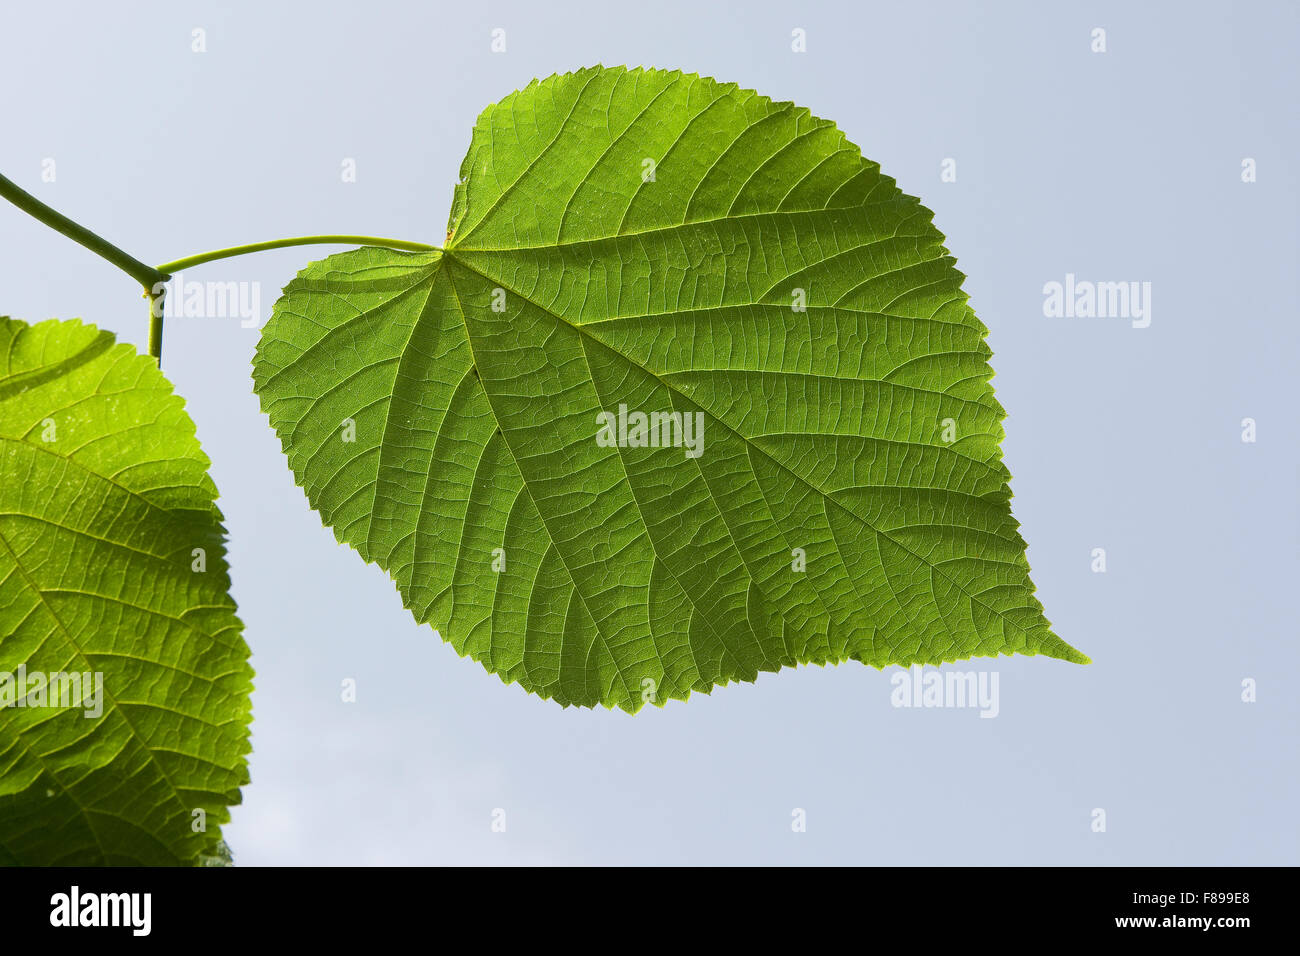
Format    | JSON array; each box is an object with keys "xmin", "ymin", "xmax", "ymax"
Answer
[
  {"xmin": 156, "ymin": 236, "xmax": 438, "ymax": 274},
  {"xmin": 1, "ymin": 171, "xmax": 435, "ymax": 362}
]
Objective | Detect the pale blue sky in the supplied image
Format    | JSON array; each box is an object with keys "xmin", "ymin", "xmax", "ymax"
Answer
[{"xmin": 1, "ymin": 0, "xmax": 1295, "ymax": 864}]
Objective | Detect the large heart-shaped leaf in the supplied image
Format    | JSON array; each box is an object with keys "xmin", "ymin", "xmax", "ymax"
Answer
[
  {"xmin": 0, "ymin": 317, "xmax": 251, "ymax": 864},
  {"xmin": 254, "ymin": 66, "xmax": 1086, "ymax": 713}
]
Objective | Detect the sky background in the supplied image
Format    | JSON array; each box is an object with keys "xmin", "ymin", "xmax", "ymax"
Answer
[{"xmin": 1, "ymin": 0, "xmax": 1296, "ymax": 865}]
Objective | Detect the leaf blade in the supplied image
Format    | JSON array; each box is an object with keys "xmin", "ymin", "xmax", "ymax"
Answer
[
  {"xmin": 0, "ymin": 317, "xmax": 252, "ymax": 865},
  {"xmin": 255, "ymin": 66, "xmax": 1086, "ymax": 715}
]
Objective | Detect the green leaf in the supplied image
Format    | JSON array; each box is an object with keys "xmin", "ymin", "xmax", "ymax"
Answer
[
  {"xmin": 0, "ymin": 317, "xmax": 252, "ymax": 864},
  {"xmin": 253, "ymin": 66, "xmax": 1087, "ymax": 714}
]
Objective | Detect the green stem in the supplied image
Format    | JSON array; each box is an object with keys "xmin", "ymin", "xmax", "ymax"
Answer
[
  {"xmin": 2, "ymin": 169, "xmax": 437, "ymax": 363},
  {"xmin": 156, "ymin": 236, "xmax": 438, "ymax": 274},
  {"xmin": 0, "ymin": 173, "xmax": 169, "ymax": 291},
  {"xmin": 148, "ymin": 288, "xmax": 166, "ymax": 364}
]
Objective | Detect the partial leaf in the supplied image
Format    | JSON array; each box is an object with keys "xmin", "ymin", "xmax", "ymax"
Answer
[
  {"xmin": 254, "ymin": 66, "xmax": 1086, "ymax": 714},
  {"xmin": 0, "ymin": 317, "xmax": 252, "ymax": 864}
]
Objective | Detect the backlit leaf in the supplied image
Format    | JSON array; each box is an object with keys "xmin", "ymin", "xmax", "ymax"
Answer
[
  {"xmin": 0, "ymin": 317, "xmax": 252, "ymax": 864},
  {"xmin": 253, "ymin": 66, "xmax": 1086, "ymax": 713}
]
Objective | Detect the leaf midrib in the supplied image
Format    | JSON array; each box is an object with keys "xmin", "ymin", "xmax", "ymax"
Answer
[{"xmin": 441, "ymin": 265, "xmax": 641, "ymax": 708}]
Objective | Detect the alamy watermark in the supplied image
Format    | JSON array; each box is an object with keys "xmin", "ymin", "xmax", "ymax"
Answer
[
  {"xmin": 151, "ymin": 272, "xmax": 263, "ymax": 328},
  {"xmin": 50, "ymin": 885, "xmax": 150, "ymax": 935},
  {"xmin": 0, "ymin": 666, "xmax": 104, "ymax": 718},
  {"xmin": 890, "ymin": 665, "xmax": 999, "ymax": 718},
  {"xmin": 1042, "ymin": 273, "xmax": 1151, "ymax": 328},
  {"xmin": 595, "ymin": 403, "xmax": 705, "ymax": 458}
]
